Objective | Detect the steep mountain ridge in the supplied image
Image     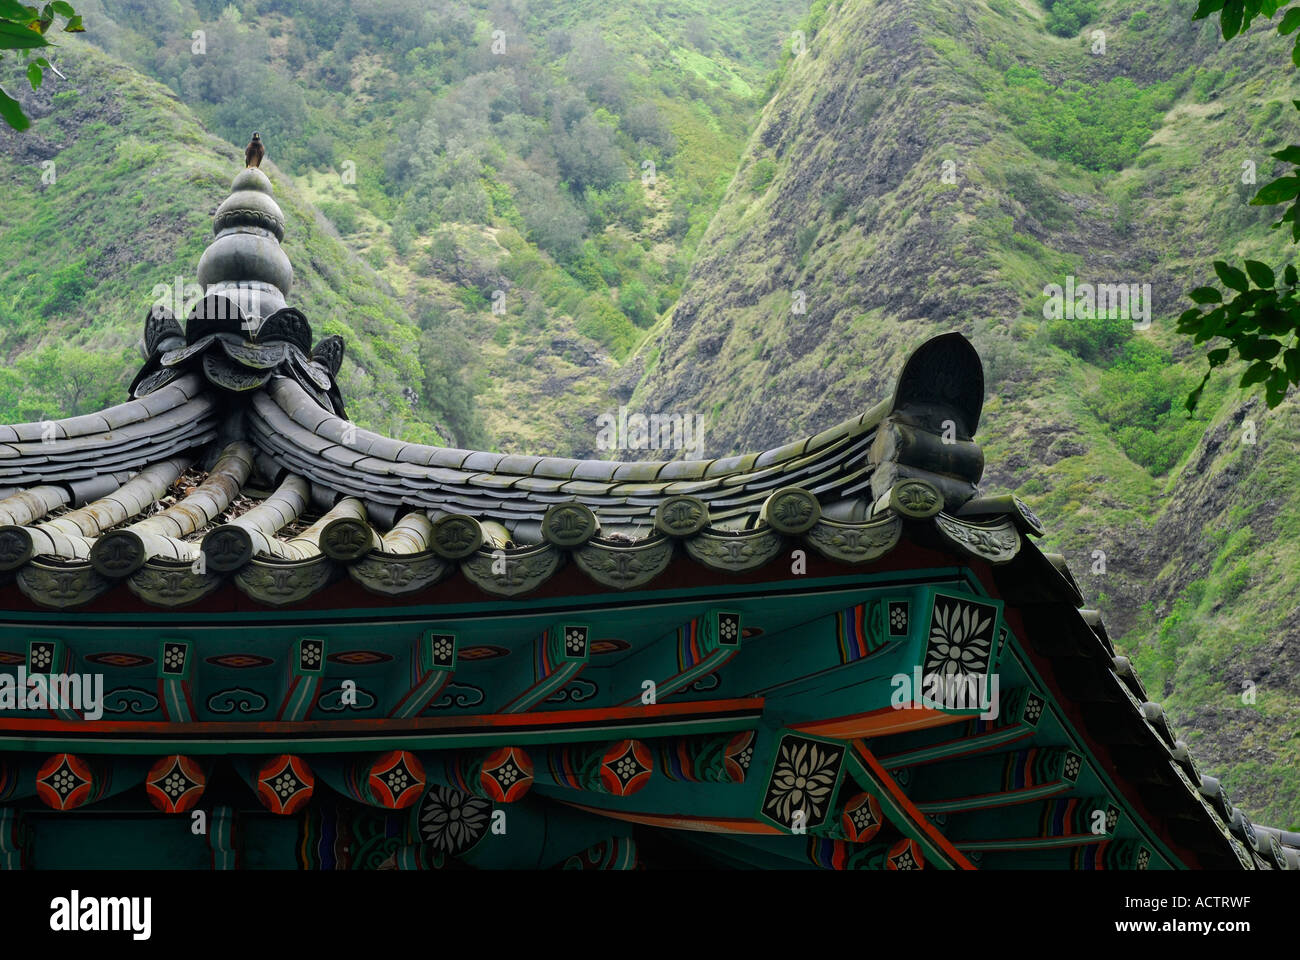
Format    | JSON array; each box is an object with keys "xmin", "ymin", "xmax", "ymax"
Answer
[{"xmin": 631, "ymin": 0, "xmax": 1300, "ymax": 824}]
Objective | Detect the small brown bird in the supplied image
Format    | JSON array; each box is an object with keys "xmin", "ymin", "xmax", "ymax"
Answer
[{"xmin": 245, "ymin": 132, "xmax": 265, "ymax": 168}]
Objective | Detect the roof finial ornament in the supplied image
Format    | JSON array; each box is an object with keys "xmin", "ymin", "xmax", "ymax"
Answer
[
  {"xmin": 245, "ymin": 131, "xmax": 264, "ymax": 169},
  {"xmin": 195, "ymin": 155, "xmax": 292, "ymax": 321}
]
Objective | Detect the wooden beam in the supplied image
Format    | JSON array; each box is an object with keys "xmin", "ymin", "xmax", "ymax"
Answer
[
  {"xmin": 387, "ymin": 630, "xmax": 456, "ymax": 719},
  {"xmin": 316, "ymin": 750, "xmax": 426, "ymax": 809},
  {"xmin": 533, "ymin": 739, "xmax": 654, "ymax": 796},
  {"xmin": 618, "ymin": 609, "xmax": 742, "ymax": 705},
  {"xmin": 654, "ymin": 730, "xmax": 755, "ymax": 784},
  {"xmin": 420, "ymin": 745, "xmax": 533, "ymax": 803},
  {"xmin": 497, "ymin": 623, "xmax": 590, "ymax": 713}
]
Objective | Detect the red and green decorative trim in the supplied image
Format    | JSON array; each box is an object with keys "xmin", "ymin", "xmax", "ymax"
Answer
[
  {"xmin": 145, "ymin": 754, "xmax": 207, "ymax": 814},
  {"xmin": 425, "ymin": 745, "xmax": 533, "ymax": 803},
  {"xmin": 835, "ymin": 602, "xmax": 893, "ymax": 664},
  {"xmin": 538, "ymin": 739, "xmax": 654, "ymax": 796},
  {"xmin": 499, "ymin": 624, "xmax": 589, "ymax": 713},
  {"xmin": 621, "ymin": 610, "xmax": 742, "ymax": 705},
  {"xmin": 389, "ymin": 631, "xmax": 457, "ymax": 720},
  {"xmin": 35, "ymin": 753, "xmax": 108, "ymax": 811},
  {"xmin": 276, "ymin": 637, "xmax": 327, "ymax": 721},
  {"xmin": 657, "ymin": 730, "xmax": 755, "ymax": 783},
  {"xmin": 254, "ymin": 754, "xmax": 315, "ymax": 816}
]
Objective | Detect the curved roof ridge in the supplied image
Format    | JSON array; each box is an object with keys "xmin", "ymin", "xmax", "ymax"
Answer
[
  {"xmin": 262, "ymin": 373, "xmax": 892, "ymax": 485},
  {"xmin": 0, "ymin": 372, "xmax": 205, "ymax": 444}
]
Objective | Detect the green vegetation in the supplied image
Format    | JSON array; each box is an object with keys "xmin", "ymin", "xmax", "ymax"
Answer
[
  {"xmin": 1180, "ymin": 1, "xmax": 1300, "ymax": 412},
  {"xmin": 70, "ymin": 0, "xmax": 803, "ymax": 450},
  {"xmin": 0, "ymin": 47, "xmax": 474, "ymax": 446},
  {"xmin": 998, "ymin": 67, "xmax": 1172, "ymax": 172},
  {"xmin": 0, "ymin": 0, "xmax": 83, "ymax": 130},
  {"xmin": 619, "ymin": 0, "xmax": 1300, "ymax": 826},
  {"xmin": 1040, "ymin": 0, "xmax": 1099, "ymax": 37}
]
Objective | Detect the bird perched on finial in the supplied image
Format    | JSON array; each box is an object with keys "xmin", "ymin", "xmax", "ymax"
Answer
[{"xmin": 245, "ymin": 132, "xmax": 265, "ymax": 169}]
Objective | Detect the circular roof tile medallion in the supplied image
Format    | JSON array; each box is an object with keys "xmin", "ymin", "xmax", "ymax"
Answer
[
  {"xmin": 840, "ymin": 792, "xmax": 884, "ymax": 844},
  {"xmin": 542, "ymin": 501, "xmax": 599, "ymax": 548},
  {"xmin": 889, "ymin": 478, "xmax": 944, "ymax": 519},
  {"xmin": 320, "ymin": 516, "xmax": 374, "ymax": 561},
  {"xmin": 654, "ymin": 495, "xmax": 710, "ymax": 538},
  {"xmin": 1013, "ymin": 496, "xmax": 1046, "ymax": 537},
  {"xmin": 90, "ymin": 530, "xmax": 148, "ymax": 578},
  {"xmin": 145, "ymin": 755, "xmax": 207, "ymax": 815},
  {"xmin": 430, "ymin": 514, "xmax": 484, "ymax": 559},
  {"xmin": 885, "ymin": 837, "xmax": 925, "ymax": 871},
  {"xmin": 256, "ymin": 755, "xmax": 315, "ymax": 816},
  {"xmin": 202, "ymin": 525, "xmax": 254, "ymax": 572},
  {"xmin": 368, "ymin": 751, "xmax": 426, "ymax": 809},
  {"xmin": 599, "ymin": 740, "xmax": 654, "ymax": 796},
  {"xmin": 762, "ymin": 486, "xmax": 822, "ymax": 535},
  {"xmin": 36, "ymin": 754, "xmax": 96, "ymax": 811},
  {"xmin": 478, "ymin": 746, "xmax": 534, "ymax": 804},
  {"xmin": 0, "ymin": 525, "xmax": 35, "ymax": 571}
]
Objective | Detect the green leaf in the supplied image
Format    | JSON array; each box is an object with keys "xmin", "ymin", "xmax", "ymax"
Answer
[
  {"xmin": 0, "ymin": 0, "xmax": 35, "ymax": 17},
  {"xmin": 1241, "ymin": 360, "xmax": 1273, "ymax": 385},
  {"xmin": 1286, "ymin": 264, "xmax": 1298, "ymax": 286},
  {"xmin": 1208, "ymin": 347, "xmax": 1231, "ymax": 366},
  {"xmin": 1194, "ymin": 0, "xmax": 1227, "ymax": 17},
  {"xmin": 1239, "ymin": 337, "xmax": 1282, "ymax": 359},
  {"xmin": 0, "ymin": 19, "xmax": 49, "ymax": 49},
  {"xmin": 1284, "ymin": 347, "xmax": 1300, "ymax": 380},
  {"xmin": 1215, "ymin": 260, "xmax": 1250, "ymax": 292},
  {"xmin": 1281, "ymin": 6, "xmax": 1300, "ymax": 32},
  {"xmin": 25, "ymin": 58, "xmax": 39, "ymax": 88},
  {"xmin": 1189, "ymin": 285, "xmax": 1223, "ymax": 303},
  {"xmin": 0, "ymin": 83, "xmax": 29, "ymax": 129},
  {"xmin": 1252, "ymin": 175, "xmax": 1300, "ymax": 204},
  {"xmin": 1222, "ymin": 0, "xmax": 1246, "ymax": 38},
  {"xmin": 1245, "ymin": 259, "xmax": 1276, "ymax": 287},
  {"xmin": 61, "ymin": 12, "xmax": 80, "ymax": 31},
  {"xmin": 1186, "ymin": 369, "xmax": 1214, "ymax": 413},
  {"xmin": 47, "ymin": 0, "xmax": 73, "ymax": 14},
  {"xmin": 1266, "ymin": 366, "xmax": 1290, "ymax": 405},
  {"xmin": 1273, "ymin": 144, "xmax": 1300, "ymax": 164}
]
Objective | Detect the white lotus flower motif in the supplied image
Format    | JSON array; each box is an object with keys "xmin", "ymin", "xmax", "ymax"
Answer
[
  {"xmin": 925, "ymin": 601, "xmax": 993, "ymax": 676},
  {"xmin": 419, "ymin": 785, "xmax": 491, "ymax": 854},
  {"xmin": 764, "ymin": 739, "xmax": 841, "ymax": 824}
]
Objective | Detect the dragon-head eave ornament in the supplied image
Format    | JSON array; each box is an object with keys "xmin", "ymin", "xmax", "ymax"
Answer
[
  {"xmin": 131, "ymin": 295, "xmax": 347, "ymax": 418},
  {"xmin": 129, "ymin": 152, "xmax": 347, "ymax": 418}
]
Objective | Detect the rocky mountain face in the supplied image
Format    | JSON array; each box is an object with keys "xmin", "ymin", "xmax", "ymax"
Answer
[{"xmin": 630, "ymin": 0, "xmax": 1300, "ymax": 825}]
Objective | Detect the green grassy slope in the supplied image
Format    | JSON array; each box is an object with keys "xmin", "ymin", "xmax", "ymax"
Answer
[
  {"xmin": 630, "ymin": 0, "xmax": 1300, "ymax": 826},
  {"xmin": 73, "ymin": 0, "xmax": 807, "ymax": 454},
  {"xmin": 0, "ymin": 40, "xmax": 463, "ymax": 444}
]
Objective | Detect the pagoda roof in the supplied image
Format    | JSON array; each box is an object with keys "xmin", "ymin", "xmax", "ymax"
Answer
[
  {"xmin": 0, "ymin": 166, "xmax": 993, "ymax": 604},
  {"xmin": 0, "ymin": 163, "xmax": 1291, "ymax": 872}
]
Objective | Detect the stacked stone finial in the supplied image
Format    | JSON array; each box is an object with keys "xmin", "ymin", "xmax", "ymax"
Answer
[{"xmin": 196, "ymin": 166, "xmax": 293, "ymax": 321}]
